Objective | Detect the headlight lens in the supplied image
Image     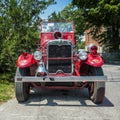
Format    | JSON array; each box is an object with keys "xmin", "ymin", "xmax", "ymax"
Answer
[
  {"xmin": 33, "ymin": 51, "xmax": 42, "ymax": 60},
  {"xmin": 78, "ymin": 51, "xmax": 87, "ymax": 60}
]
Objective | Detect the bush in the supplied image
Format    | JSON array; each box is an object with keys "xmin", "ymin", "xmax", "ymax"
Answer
[{"xmin": 0, "ymin": 81, "xmax": 15, "ymax": 104}]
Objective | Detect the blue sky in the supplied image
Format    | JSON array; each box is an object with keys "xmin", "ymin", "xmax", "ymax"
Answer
[{"xmin": 40, "ymin": 0, "xmax": 72, "ymax": 19}]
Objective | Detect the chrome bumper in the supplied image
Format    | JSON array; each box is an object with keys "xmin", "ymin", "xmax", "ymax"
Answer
[{"xmin": 15, "ymin": 76, "xmax": 107, "ymax": 82}]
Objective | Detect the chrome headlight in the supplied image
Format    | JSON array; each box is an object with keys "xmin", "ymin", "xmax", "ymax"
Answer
[
  {"xmin": 78, "ymin": 51, "xmax": 87, "ymax": 60},
  {"xmin": 88, "ymin": 44, "xmax": 98, "ymax": 52},
  {"xmin": 33, "ymin": 51, "xmax": 42, "ymax": 60}
]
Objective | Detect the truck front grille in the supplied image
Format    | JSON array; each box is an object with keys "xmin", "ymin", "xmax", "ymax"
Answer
[{"xmin": 48, "ymin": 44, "xmax": 72, "ymax": 73}]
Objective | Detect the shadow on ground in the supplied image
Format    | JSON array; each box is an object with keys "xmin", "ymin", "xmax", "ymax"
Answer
[{"xmin": 21, "ymin": 89, "xmax": 114, "ymax": 107}]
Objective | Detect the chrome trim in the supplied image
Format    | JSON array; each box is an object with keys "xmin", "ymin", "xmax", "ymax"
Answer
[
  {"xmin": 47, "ymin": 39, "xmax": 73, "ymax": 74},
  {"xmin": 15, "ymin": 75, "xmax": 107, "ymax": 82},
  {"xmin": 35, "ymin": 62, "xmax": 48, "ymax": 76},
  {"xmin": 47, "ymin": 39, "xmax": 73, "ymax": 46}
]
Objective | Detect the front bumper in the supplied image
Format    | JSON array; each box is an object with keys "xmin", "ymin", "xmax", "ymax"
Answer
[{"xmin": 15, "ymin": 76, "xmax": 107, "ymax": 82}]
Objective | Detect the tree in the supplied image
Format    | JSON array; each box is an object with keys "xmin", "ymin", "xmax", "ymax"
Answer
[
  {"xmin": 72, "ymin": 0, "xmax": 120, "ymax": 52},
  {"xmin": 49, "ymin": 3, "xmax": 86, "ymax": 36},
  {"xmin": 48, "ymin": 3, "xmax": 86, "ymax": 50},
  {"xmin": 0, "ymin": 0, "xmax": 55, "ymax": 80},
  {"xmin": 48, "ymin": 11, "xmax": 63, "ymax": 21}
]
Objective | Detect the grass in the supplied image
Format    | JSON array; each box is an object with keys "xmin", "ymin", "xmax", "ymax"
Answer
[{"xmin": 0, "ymin": 80, "xmax": 15, "ymax": 105}]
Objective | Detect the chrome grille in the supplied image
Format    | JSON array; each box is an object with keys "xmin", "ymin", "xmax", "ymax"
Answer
[{"xmin": 47, "ymin": 41, "xmax": 72, "ymax": 74}]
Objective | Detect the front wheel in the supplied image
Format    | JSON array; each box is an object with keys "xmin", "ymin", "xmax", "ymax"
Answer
[
  {"xmin": 88, "ymin": 67, "xmax": 105, "ymax": 104},
  {"xmin": 15, "ymin": 68, "xmax": 30, "ymax": 102},
  {"xmin": 15, "ymin": 82, "xmax": 30, "ymax": 102}
]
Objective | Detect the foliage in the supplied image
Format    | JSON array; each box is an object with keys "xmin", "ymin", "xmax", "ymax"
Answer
[
  {"xmin": 0, "ymin": 0, "xmax": 55, "ymax": 80},
  {"xmin": 0, "ymin": 81, "xmax": 14, "ymax": 104},
  {"xmin": 72, "ymin": 0, "xmax": 120, "ymax": 52},
  {"xmin": 48, "ymin": 3, "xmax": 86, "ymax": 36},
  {"xmin": 48, "ymin": 3, "xmax": 86, "ymax": 49},
  {"xmin": 77, "ymin": 41, "xmax": 85, "ymax": 49}
]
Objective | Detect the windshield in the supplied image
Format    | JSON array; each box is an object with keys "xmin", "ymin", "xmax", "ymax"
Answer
[{"xmin": 41, "ymin": 22, "xmax": 73, "ymax": 32}]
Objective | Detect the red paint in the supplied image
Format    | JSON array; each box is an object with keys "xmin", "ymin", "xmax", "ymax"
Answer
[
  {"xmin": 74, "ymin": 60, "xmax": 81, "ymax": 76},
  {"xmin": 16, "ymin": 22, "xmax": 103, "ymax": 77},
  {"xmin": 40, "ymin": 32, "xmax": 75, "ymax": 47},
  {"xmin": 16, "ymin": 52, "xmax": 37, "ymax": 68},
  {"xmin": 86, "ymin": 53, "xmax": 104, "ymax": 67},
  {"xmin": 48, "ymin": 74, "xmax": 73, "ymax": 76},
  {"xmin": 31, "ymin": 83, "xmax": 88, "ymax": 90},
  {"xmin": 48, "ymin": 57, "xmax": 72, "ymax": 60}
]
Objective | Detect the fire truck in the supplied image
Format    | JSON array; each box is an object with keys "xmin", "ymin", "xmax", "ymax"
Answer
[{"xmin": 15, "ymin": 21, "xmax": 107, "ymax": 104}]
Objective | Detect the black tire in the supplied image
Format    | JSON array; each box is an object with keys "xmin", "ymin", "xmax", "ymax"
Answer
[
  {"xmin": 88, "ymin": 67, "xmax": 105, "ymax": 104},
  {"xmin": 15, "ymin": 68, "xmax": 30, "ymax": 102}
]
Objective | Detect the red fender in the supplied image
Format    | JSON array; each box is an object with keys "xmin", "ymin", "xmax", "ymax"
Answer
[
  {"xmin": 16, "ymin": 52, "xmax": 37, "ymax": 68},
  {"xmin": 74, "ymin": 60, "xmax": 81, "ymax": 76},
  {"xmin": 85, "ymin": 54, "xmax": 104, "ymax": 67}
]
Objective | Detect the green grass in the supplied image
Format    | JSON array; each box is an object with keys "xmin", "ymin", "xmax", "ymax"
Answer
[{"xmin": 0, "ymin": 80, "xmax": 15, "ymax": 105}]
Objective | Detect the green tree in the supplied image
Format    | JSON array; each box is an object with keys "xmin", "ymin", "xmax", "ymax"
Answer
[
  {"xmin": 48, "ymin": 11, "xmax": 63, "ymax": 21},
  {"xmin": 49, "ymin": 3, "xmax": 86, "ymax": 36},
  {"xmin": 0, "ymin": 0, "xmax": 55, "ymax": 80},
  {"xmin": 48, "ymin": 3, "xmax": 86, "ymax": 49},
  {"xmin": 72, "ymin": 0, "xmax": 120, "ymax": 52}
]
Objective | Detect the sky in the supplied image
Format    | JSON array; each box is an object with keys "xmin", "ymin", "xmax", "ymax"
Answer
[{"xmin": 40, "ymin": 0, "xmax": 72, "ymax": 19}]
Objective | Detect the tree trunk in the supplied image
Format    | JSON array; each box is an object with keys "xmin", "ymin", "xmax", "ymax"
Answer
[{"xmin": 112, "ymin": 25, "xmax": 120, "ymax": 52}]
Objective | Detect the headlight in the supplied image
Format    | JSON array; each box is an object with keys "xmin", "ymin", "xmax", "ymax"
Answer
[
  {"xmin": 78, "ymin": 51, "xmax": 87, "ymax": 60},
  {"xmin": 88, "ymin": 44, "xmax": 97, "ymax": 52},
  {"xmin": 33, "ymin": 51, "xmax": 42, "ymax": 60}
]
